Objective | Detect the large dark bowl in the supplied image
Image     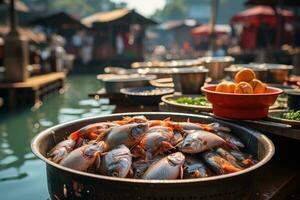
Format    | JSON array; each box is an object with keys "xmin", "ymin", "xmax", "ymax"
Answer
[{"xmin": 31, "ymin": 112, "xmax": 274, "ymax": 200}]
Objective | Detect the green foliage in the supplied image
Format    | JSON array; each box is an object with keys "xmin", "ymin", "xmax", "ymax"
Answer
[
  {"xmin": 50, "ymin": 0, "xmax": 118, "ymax": 17},
  {"xmin": 152, "ymin": 0, "xmax": 188, "ymax": 21}
]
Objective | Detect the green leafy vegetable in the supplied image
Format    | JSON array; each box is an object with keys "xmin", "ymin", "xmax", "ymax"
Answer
[
  {"xmin": 175, "ymin": 96, "xmax": 210, "ymax": 106},
  {"xmin": 281, "ymin": 110, "xmax": 300, "ymax": 121}
]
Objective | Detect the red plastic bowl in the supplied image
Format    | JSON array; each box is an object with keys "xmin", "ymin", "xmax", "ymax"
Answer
[{"xmin": 201, "ymin": 85, "xmax": 283, "ymax": 120}]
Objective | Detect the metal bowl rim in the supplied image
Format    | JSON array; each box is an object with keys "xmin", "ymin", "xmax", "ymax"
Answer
[
  {"xmin": 120, "ymin": 87, "xmax": 175, "ymax": 96},
  {"xmin": 31, "ymin": 112, "xmax": 274, "ymax": 184}
]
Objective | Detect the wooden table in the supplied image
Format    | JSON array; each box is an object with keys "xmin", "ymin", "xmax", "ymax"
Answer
[{"xmin": 0, "ymin": 72, "xmax": 66, "ymax": 109}]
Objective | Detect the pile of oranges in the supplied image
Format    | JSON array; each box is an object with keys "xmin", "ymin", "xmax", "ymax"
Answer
[{"xmin": 215, "ymin": 68, "xmax": 267, "ymax": 94}]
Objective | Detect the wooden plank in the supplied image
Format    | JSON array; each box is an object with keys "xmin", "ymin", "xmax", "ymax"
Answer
[{"xmin": 0, "ymin": 72, "xmax": 66, "ymax": 89}]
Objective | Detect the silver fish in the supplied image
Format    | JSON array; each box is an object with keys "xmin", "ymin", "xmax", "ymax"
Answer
[
  {"xmin": 99, "ymin": 145, "xmax": 132, "ymax": 178},
  {"xmin": 104, "ymin": 123, "xmax": 149, "ymax": 149},
  {"xmin": 208, "ymin": 123, "xmax": 231, "ymax": 132},
  {"xmin": 47, "ymin": 139, "xmax": 77, "ymax": 164},
  {"xmin": 180, "ymin": 130, "xmax": 225, "ymax": 154},
  {"xmin": 132, "ymin": 155, "xmax": 163, "ymax": 178},
  {"xmin": 60, "ymin": 141, "xmax": 107, "ymax": 172},
  {"xmin": 215, "ymin": 147, "xmax": 242, "ymax": 168},
  {"xmin": 202, "ymin": 151, "xmax": 242, "ymax": 175},
  {"xmin": 142, "ymin": 152, "xmax": 185, "ymax": 180},
  {"xmin": 183, "ymin": 156, "xmax": 211, "ymax": 178},
  {"xmin": 214, "ymin": 131, "xmax": 245, "ymax": 149}
]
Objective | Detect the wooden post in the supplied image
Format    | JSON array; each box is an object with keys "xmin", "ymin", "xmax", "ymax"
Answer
[
  {"xmin": 4, "ymin": 0, "xmax": 29, "ymax": 82},
  {"xmin": 209, "ymin": 0, "xmax": 218, "ymax": 55}
]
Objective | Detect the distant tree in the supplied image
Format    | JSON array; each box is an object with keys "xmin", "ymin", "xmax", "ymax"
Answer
[
  {"xmin": 49, "ymin": 0, "xmax": 118, "ymax": 17},
  {"xmin": 152, "ymin": 0, "xmax": 188, "ymax": 21}
]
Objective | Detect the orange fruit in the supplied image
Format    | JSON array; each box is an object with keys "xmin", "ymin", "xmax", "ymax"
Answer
[
  {"xmin": 249, "ymin": 79, "xmax": 267, "ymax": 93},
  {"xmin": 234, "ymin": 68, "xmax": 256, "ymax": 83},
  {"xmin": 227, "ymin": 82, "xmax": 236, "ymax": 93},
  {"xmin": 216, "ymin": 82, "xmax": 236, "ymax": 93},
  {"xmin": 234, "ymin": 82, "xmax": 253, "ymax": 94}
]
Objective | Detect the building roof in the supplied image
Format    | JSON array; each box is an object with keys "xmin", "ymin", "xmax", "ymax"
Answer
[
  {"xmin": 81, "ymin": 9, "xmax": 157, "ymax": 27},
  {"xmin": 30, "ymin": 12, "xmax": 87, "ymax": 29}
]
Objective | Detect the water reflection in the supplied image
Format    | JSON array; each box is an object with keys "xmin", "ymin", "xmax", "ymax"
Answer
[{"xmin": 0, "ymin": 74, "xmax": 114, "ymax": 199}]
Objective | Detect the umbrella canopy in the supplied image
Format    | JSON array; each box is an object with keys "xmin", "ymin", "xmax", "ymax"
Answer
[
  {"xmin": 191, "ymin": 24, "xmax": 231, "ymax": 36},
  {"xmin": 82, "ymin": 8, "xmax": 157, "ymax": 27},
  {"xmin": 245, "ymin": 0, "xmax": 300, "ymax": 7},
  {"xmin": 30, "ymin": 12, "xmax": 87, "ymax": 29},
  {"xmin": 231, "ymin": 6, "xmax": 294, "ymax": 27}
]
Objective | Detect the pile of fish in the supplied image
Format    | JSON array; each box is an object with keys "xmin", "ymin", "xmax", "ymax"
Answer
[{"xmin": 47, "ymin": 116, "xmax": 257, "ymax": 180}]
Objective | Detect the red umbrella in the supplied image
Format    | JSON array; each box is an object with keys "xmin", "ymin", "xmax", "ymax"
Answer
[
  {"xmin": 231, "ymin": 6, "xmax": 294, "ymax": 27},
  {"xmin": 191, "ymin": 24, "xmax": 231, "ymax": 36}
]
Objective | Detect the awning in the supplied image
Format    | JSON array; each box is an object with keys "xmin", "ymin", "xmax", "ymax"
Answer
[
  {"xmin": 81, "ymin": 9, "xmax": 157, "ymax": 27},
  {"xmin": 231, "ymin": 6, "xmax": 295, "ymax": 27},
  {"xmin": 191, "ymin": 24, "xmax": 231, "ymax": 36},
  {"xmin": 245, "ymin": 0, "xmax": 300, "ymax": 7}
]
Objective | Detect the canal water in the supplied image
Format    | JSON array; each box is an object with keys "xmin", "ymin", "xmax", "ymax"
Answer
[{"xmin": 0, "ymin": 74, "xmax": 115, "ymax": 200}]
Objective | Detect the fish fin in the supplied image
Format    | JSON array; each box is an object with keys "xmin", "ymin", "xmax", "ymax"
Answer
[
  {"xmin": 163, "ymin": 117, "xmax": 171, "ymax": 121},
  {"xmin": 68, "ymin": 131, "xmax": 80, "ymax": 140},
  {"xmin": 242, "ymin": 159, "xmax": 255, "ymax": 167},
  {"xmin": 162, "ymin": 141, "xmax": 175, "ymax": 151},
  {"xmin": 149, "ymin": 121, "xmax": 161, "ymax": 127},
  {"xmin": 192, "ymin": 170, "xmax": 201, "ymax": 178},
  {"xmin": 96, "ymin": 128, "xmax": 112, "ymax": 141},
  {"xmin": 179, "ymin": 166, "xmax": 184, "ymax": 179},
  {"xmin": 126, "ymin": 168, "xmax": 134, "ymax": 178},
  {"xmin": 94, "ymin": 153, "xmax": 101, "ymax": 171},
  {"xmin": 131, "ymin": 145, "xmax": 146, "ymax": 158}
]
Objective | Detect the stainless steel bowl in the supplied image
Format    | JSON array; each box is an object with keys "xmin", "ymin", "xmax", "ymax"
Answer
[
  {"xmin": 171, "ymin": 66, "xmax": 209, "ymax": 94},
  {"xmin": 261, "ymin": 63, "xmax": 294, "ymax": 84},
  {"xmin": 31, "ymin": 112, "xmax": 274, "ymax": 200},
  {"xmin": 102, "ymin": 74, "xmax": 157, "ymax": 94},
  {"xmin": 225, "ymin": 64, "xmax": 268, "ymax": 82},
  {"xmin": 201, "ymin": 56, "xmax": 235, "ymax": 81}
]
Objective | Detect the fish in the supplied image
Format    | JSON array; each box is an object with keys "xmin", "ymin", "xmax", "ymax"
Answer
[
  {"xmin": 215, "ymin": 147, "xmax": 242, "ymax": 168},
  {"xmin": 202, "ymin": 151, "xmax": 242, "ymax": 175},
  {"xmin": 102, "ymin": 123, "xmax": 149, "ymax": 149},
  {"xmin": 60, "ymin": 141, "xmax": 107, "ymax": 172},
  {"xmin": 99, "ymin": 145, "xmax": 132, "ymax": 178},
  {"xmin": 142, "ymin": 152, "xmax": 185, "ymax": 180},
  {"xmin": 214, "ymin": 131, "xmax": 245, "ymax": 149},
  {"xmin": 47, "ymin": 139, "xmax": 77, "ymax": 164},
  {"xmin": 132, "ymin": 126, "xmax": 175, "ymax": 159},
  {"xmin": 113, "ymin": 115, "xmax": 148, "ymax": 125},
  {"xmin": 180, "ymin": 130, "xmax": 225, "ymax": 154},
  {"xmin": 208, "ymin": 123, "xmax": 231, "ymax": 132},
  {"xmin": 69, "ymin": 122, "xmax": 119, "ymax": 141},
  {"xmin": 183, "ymin": 156, "xmax": 211, "ymax": 178},
  {"xmin": 229, "ymin": 149, "xmax": 256, "ymax": 167},
  {"xmin": 132, "ymin": 155, "xmax": 163, "ymax": 178}
]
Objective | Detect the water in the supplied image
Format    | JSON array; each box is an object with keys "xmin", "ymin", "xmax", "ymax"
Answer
[{"xmin": 0, "ymin": 74, "xmax": 114, "ymax": 200}]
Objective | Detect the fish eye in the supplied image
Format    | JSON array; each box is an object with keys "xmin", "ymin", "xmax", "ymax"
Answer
[{"xmin": 112, "ymin": 171, "xmax": 119, "ymax": 177}]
